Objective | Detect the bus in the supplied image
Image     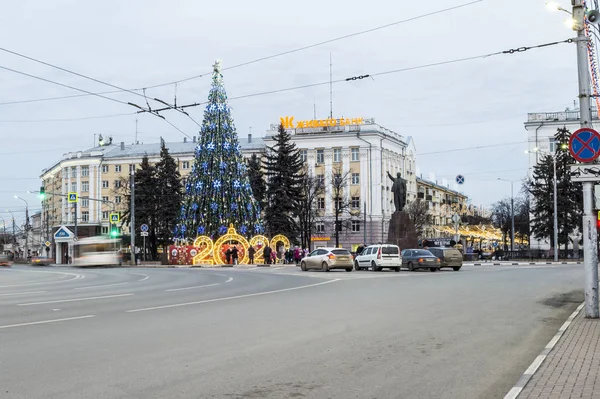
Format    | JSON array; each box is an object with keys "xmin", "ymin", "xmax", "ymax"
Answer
[{"xmin": 73, "ymin": 237, "xmax": 122, "ymax": 267}]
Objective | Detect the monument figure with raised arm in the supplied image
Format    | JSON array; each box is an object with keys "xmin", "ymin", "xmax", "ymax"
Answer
[{"xmin": 387, "ymin": 171, "xmax": 407, "ymax": 212}]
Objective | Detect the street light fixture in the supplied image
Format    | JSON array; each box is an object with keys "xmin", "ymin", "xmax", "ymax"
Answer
[{"xmin": 546, "ymin": 1, "xmax": 572, "ymax": 14}]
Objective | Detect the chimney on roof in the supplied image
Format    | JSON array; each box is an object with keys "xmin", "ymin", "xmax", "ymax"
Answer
[
  {"xmin": 183, "ymin": 137, "xmax": 187, "ymax": 143},
  {"xmin": 248, "ymin": 133, "xmax": 252, "ymax": 143},
  {"xmin": 193, "ymin": 136, "xmax": 197, "ymax": 143},
  {"xmin": 120, "ymin": 141, "xmax": 125, "ymax": 150}
]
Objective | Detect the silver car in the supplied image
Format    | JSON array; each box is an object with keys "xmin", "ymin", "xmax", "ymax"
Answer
[{"xmin": 300, "ymin": 248, "xmax": 354, "ymax": 272}]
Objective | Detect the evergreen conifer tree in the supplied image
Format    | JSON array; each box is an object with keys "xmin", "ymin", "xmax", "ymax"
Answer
[
  {"xmin": 247, "ymin": 153, "xmax": 266, "ymax": 211},
  {"xmin": 175, "ymin": 61, "xmax": 262, "ymax": 240},
  {"xmin": 155, "ymin": 144, "xmax": 182, "ymax": 251}
]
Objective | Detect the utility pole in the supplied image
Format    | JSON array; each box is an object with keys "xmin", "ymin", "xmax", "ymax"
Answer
[
  {"xmin": 363, "ymin": 201, "xmax": 367, "ymax": 244},
  {"xmin": 130, "ymin": 171, "xmax": 136, "ymax": 266},
  {"xmin": 574, "ymin": 0, "xmax": 599, "ymax": 318},
  {"xmin": 74, "ymin": 201, "xmax": 78, "ymax": 239}
]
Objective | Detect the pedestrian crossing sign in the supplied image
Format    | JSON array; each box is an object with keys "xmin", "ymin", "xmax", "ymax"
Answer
[
  {"xmin": 110, "ymin": 213, "xmax": 120, "ymax": 223},
  {"xmin": 68, "ymin": 192, "xmax": 78, "ymax": 203}
]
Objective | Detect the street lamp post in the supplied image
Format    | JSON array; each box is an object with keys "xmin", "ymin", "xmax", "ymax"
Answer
[
  {"xmin": 6, "ymin": 210, "xmax": 16, "ymax": 247},
  {"xmin": 15, "ymin": 196, "xmax": 30, "ymax": 260},
  {"xmin": 497, "ymin": 178, "xmax": 517, "ymax": 255}
]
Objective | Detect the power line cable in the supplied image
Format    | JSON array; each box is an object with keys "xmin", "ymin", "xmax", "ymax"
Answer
[
  {"xmin": 0, "ymin": 112, "xmax": 135, "ymax": 123},
  {"xmin": 0, "ymin": 0, "xmax": 485, "ymax": 106},
  {"xmin": 417, "ymin": 141, "xmax": 527, "ymax": 156}
]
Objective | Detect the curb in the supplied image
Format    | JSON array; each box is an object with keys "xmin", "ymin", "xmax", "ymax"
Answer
[
  {"xmin": 503, "ymin": 302, "xmax": 585, "ymax": 399},
  {"xmin": 467, "ymin": 262, "xmax": 582, "ymax": 266}
]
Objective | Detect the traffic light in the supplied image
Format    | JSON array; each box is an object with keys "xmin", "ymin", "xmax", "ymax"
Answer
[
  {"xmin": 39, "ymin": 186, "xmax": 45, "ymax": 200},
  {"xmin": 110, "ymin": 224, "xmax": 119, "ymax": 237}
]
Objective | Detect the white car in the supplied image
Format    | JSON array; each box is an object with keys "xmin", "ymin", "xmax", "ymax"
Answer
[{"xmin": 354, "ymin": 244, "xmax": 402, "ymax": 272}]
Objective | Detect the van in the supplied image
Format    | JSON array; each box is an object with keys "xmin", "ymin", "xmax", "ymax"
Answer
[
  {"xmin": 354, "ymin": 244, "xmax": 402, "ymax": 272},
  {"xmin": 427, "ymin": 247, "xmax": 463, "ymax": 271}
]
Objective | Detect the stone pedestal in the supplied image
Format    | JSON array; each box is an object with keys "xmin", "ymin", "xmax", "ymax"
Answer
[{"xmin": 387, "ymin": 211, "xmax": 418, "ymax": 250}]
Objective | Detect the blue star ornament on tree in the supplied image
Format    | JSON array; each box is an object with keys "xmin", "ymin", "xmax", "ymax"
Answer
[{"xmin": 175, "ymin": 60, "xmax": 263, "ymax": 240}]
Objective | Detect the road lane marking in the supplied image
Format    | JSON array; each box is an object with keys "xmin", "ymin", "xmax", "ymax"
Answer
[
  {"xmin": 0, "ymin": 270, "xmax": 84, "ymax": 288},
  {"xmin": 0, "ymin": 290, "xmax": 46, "ymax": 297},
  {"xmin": 132, "ymin": 273, "xmax": 149, "ymax": 281},
  {"xmin": 74, "ymin": 282, "xmax": 130, "ymax": 290},
  {"xmin": 165, "ymin": 283, "xmax": 220, "ymax": 292},
  {"xmin": 225, "ymin": 277, "xmax": 233, "ymax": 283},
  {"xmin": 18, "ymin": 293, "xmax": 134, "ymax": 306},
  {"xmin": 0, "ymin": 315, "xmax": 95, "ymax": 330},
  {"xmin": 128, "ymin": 279, "xmax": 339, "ymax": 313}
]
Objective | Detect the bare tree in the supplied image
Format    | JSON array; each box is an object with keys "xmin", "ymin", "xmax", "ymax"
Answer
[
  {"xmin": 297, "ymin": 172, "xmax": 325, "ymax": 251},
  {"xmin": 405, "ymin": 199, "xmax": 431, "ymax": 238},
  {"xmin": 330, "ymin": 167, "xmax": 359, "ymax": 247}
]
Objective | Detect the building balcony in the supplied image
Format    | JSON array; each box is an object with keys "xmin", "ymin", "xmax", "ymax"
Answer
[{"xmin": 527, "ymin": 109, "xmax": 599, "ymax": 123}]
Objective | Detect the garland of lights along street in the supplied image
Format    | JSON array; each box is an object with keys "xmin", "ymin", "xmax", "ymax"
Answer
[{"xmin": 171, "ymin": 60, "xmax": 289, "ymax": 265}]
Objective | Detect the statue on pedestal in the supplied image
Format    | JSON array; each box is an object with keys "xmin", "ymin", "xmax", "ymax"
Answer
[{"xmin": 387, "ymin": 172, "xmax": 407, "ymax": 212}]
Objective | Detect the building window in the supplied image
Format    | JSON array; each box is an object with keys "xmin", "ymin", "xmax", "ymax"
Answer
[
  {"xmin": 316, "ymin": 149, "xmax": 324, "ymax": 164},
  {"xmin": 81, "ymin": 166, "xmax": 89, "ymax": 177},
  {"xmin": 64, "ymin": 183, "xmax": 68, "ymax": 192},
  {"xmin": 351, "ymin": 173, "xmax": 360, "ymax": 185},
  {"xmin": 351, "ymin": 148, "xmax": 360, "ymax": 162},
  {"xmin": 101, "ymin": 226, "xmax": 108, "ymax": 234},
  {"xmin": 71, "ymin": 166, "xmax": 77, "ymax": 176},
  {"xmin": 115, "ymin": 165, "xmax": 121, "ymax": 173},
  {"xmin": 82, "ymin": 211, "xmax": 89, "ymax": 222},
  {"xmin": 102, "ymin": 196, "xmax": 109, "ymax": 203},
  {"xmin": 115, "ymin": 196, "xmax": 121, "ymax": 204},
  {"xmin": 101, "ymin": 165, "xmax": 109, "ymax": 173},
  {"xmin": 71, "ymin": 182, "xmax": 77, "ymax": 192},
  {"xmin": 317, "ymin": 197, "xmax": 325, "ymax": 210},
  {"xmin": 333, "ymin": 148, "xmax": 341, "ymax": 163},
  {"xmin": 81, "ymin": 181, "xmax": 89, "ymax": 192},
  {"xmin": 335, "ymin": 198, "xmax": 343, "ymax": 210},
  {"xmin": 317, "ymin": 174, "xmax": 325, "ymax": 186},
  {"xmin": 102, "ymin": 180, "xmax": 109, "ymax": 189},
  {"xmin": 300, "ymin": 150, "xmax": 307, "ymax": 163},
  {"xmin": 182, "ymin": 161, "xmax": 190, "ymax": 169},
  {"xmin": 351, "ymin": 196, "xmax": 360, "ymax": 209},
  {"xmin": 63, "ymin": 169, "xmax": 69, "ymax": 179},
  {"xmin": 114, "ymin": 180, "xmax": 121, "ymax": 189},
  {"xmin": 352, "ymin": 220, "xmax": 360, "ymax": 232},
  {"xmin": 81, "ymin": 198, "xmax": 89, "ymax": 207},
  {"xmin": 129, "ymin": 164, "xmax": 135, "ymax": 172},
  {"xmin": 102, "ymin": 211, "xmax": 109, "ymax": 220},
  {"xmin": 316, "ymin": 222, "xmax": 325, "ymax": 233}
]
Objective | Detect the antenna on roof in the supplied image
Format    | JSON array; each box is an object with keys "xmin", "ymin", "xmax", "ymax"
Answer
[{"xmin": 329, "ymin": 53, "xmax": 333, "ymax": 119}]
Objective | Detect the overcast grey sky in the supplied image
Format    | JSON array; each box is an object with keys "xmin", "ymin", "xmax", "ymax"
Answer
[{"xmin": 0, "ymin": 0, "xmax": 581, "ymax": 224}]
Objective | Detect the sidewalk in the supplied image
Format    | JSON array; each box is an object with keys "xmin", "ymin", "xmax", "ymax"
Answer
[{"xmin": 509, "ymin": 304, "xmax": 600, "ymax": 399}]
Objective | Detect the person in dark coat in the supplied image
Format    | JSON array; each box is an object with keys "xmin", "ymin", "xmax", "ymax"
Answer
[
  {"xmin": 263, "ymin": 245, "xmax": 272, "ymax": 265},
  {"xmin": 225, "ymin": 248, "xmax": 232, "ymax": 265},
  {"xmin": 231, "ymin": 246, "xmax": 239, "ymax": 265},
  {"xmin": 248, "ymin": 246, "xmax": 256, "ymax": 264}
]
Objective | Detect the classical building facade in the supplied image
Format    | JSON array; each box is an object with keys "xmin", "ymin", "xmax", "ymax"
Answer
[{"xmin": 416, "ymin": 177, "xmax": 470, "ymax": 238}]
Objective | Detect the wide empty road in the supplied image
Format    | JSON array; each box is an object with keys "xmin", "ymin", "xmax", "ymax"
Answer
[{"xmin": 0, "ymin": 264, "xmax": 583, "ymax": 399}]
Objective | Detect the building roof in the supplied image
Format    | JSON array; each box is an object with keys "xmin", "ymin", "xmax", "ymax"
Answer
[{"xmin": 416, "ymin": 176, "xmax": 467, "ymax": 198}]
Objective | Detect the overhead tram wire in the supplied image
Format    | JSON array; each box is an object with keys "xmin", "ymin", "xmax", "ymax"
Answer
[
  {"xmin": 0, "ymin": 0, "xmax": 485, "ymax": 106},
  {"xmin": 139, "ymin": 38, "xmax": 574, "ymax": 116},
  {"xmin": 417, "ymin": 141, "xmax": 527, "ymax": 156}
]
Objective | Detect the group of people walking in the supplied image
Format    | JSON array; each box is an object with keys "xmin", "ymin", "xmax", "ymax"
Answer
[{"xmin": 223, "ymin": 244, "xmax": 309, "ymax": 265}]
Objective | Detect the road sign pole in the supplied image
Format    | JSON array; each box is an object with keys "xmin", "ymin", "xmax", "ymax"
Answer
[
  {"xmin": 143, "ymin": 235, "xmax": 146, "ymax": 262},
  {"xmin": 574, "ymin": 0, "xmax": 599, "ymax": 318},
  {"xmin": 74, "ymin": 201, "xmax": 78, "ymax": 239},
  {"xmin": 130, "ymin": 172, "xmax": 135, "ymax": 266}
]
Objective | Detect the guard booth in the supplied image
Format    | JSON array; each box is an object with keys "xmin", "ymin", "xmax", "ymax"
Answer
[{"xmin": 53, "ymin": 226, "xmax": 75, "ymax": 265}]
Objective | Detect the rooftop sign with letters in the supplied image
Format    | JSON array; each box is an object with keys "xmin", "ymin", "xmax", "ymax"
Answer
[{"xmin": 280, "ymin": 116, "xmax": 364, "ymax": 129}]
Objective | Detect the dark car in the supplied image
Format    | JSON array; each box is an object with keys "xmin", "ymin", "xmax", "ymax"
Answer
[
  {"xmin": 401, "ymin": 249, "xmax": 440, "ymax": 272},
  {"xmin": 428, "ymin": 247, "xmax": 463, "ymax": 271},
  {"xmin": 31, "ymin": 256, "xmax": 53, "ymax": 266}
]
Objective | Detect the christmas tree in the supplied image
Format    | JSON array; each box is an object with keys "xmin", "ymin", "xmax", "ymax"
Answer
[{"xmin": 175, "ymin": 60, "xmax": 262, "ymax": 240}]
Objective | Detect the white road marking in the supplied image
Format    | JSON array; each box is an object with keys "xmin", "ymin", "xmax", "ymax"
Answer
[
  {"xmin": 74, "ymin": 282, "xmax": 130, "ymax": 290},
  {"xmin": 0, "ymin": 270, "xmax": 84, "ymax": 288},
  {"xmin": 0, "ymin": 290, "xmax": 46, "ymax": 297},
  {"xmin": 18, "ymin": 293, "xmax": 134, "ymax": 306},
  {"xmin": 52, "ymin": 309, "xmax": 60, "ymax": 311},
  {"xmin": 0, "ymin": 315, "xmax": 95, "ymax": 330},
  {"xmin": 225, "ymin": 277, "xmax": 233, "ymax": 283},
  {"xmin": 128, "ymin": 279, "xmax": 339, "ymax": 313},
  {"xmin": 132, "ymin": 273, "xmax": 149, "ymax": 282},
  {"xmin": 165, "ymin": 283, "xmax": 220, "ymax": 292}
]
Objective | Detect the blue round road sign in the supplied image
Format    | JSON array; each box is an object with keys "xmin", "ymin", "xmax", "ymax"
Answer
[
  {"xmin": 569, "ymin": 128, "xmax": 600, "ymax": 163},
  {"xmin": 140, "ymin": 224, "xmax": 149, "ymax": 232},
  {"xmin": 456, "ymin": 175, "xmax": 465, "ymax": 185}
]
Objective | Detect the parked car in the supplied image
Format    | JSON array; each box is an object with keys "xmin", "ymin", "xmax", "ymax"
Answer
[
  {"xmin": 0, "ymin": 255, "xmax": 11, "ymax": 267},
  {"xmin": 300, "ymin": 248, "xmax": 353, "ymax": 272},
  {"xmin": 354, "ymin": 244, "xmax": 402, "ymax": 272},
  {"xmin": 31, "ymin": 256, "xmax": 53, "ymax": 266},
  {"xmin": 427, "ymin": 247, "xmax": 463, "ymax": 271},
  {"xmin": 401, "ymin": 249, "xmax": 440, "ymax": 272}
]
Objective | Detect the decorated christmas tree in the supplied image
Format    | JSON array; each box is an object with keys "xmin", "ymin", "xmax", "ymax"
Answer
[{"xmin": 175, "ymin": 60, "xmax": 262, "ymax": 240}]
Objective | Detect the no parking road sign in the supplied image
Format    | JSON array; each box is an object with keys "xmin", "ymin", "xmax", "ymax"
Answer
[
  {"xmin": 569, "ymin": 128, "xmax": 600, "ymax": 163},
  {"xmin": 456, "ymin": 175, "xmax": 465, "ymax": 185}
]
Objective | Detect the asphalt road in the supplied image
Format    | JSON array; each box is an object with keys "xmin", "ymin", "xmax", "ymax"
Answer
[{"xmin": 0, "ymin": 264, "xmax": 584, "ymax": 399}]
